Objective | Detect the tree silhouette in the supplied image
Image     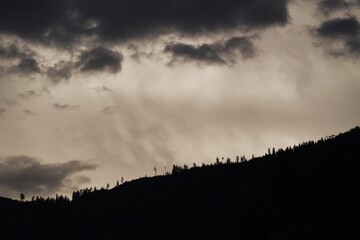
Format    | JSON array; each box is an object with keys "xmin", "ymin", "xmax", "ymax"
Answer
[
  {"xmin": 172, "ymin": 164, "xmax": 182, "ymax": 174},
  {"xmin": 20, "ymin": 193, "xmax": 25, "ymax": 201}
]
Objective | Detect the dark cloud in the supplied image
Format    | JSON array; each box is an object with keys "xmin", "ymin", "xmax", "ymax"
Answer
[
  {"xmin": 0, "ymin": 43, "xmax": 36, "ymax": 59},
  {"xmin": 316, "ymin": 17, "xmax": 360, "ymax": 39},
  {"xmin": 344, "ymin": 39, "xmax": 360, "ymax": 55},
  {"xmin": 317, "ymin": 0, "xmax": 360, "ymax": 15},
  {"xmin": 0, "ymin": 155, "xmax": 96, "ymax": 195},
  {"xmin": 77, "ymin": 47, "xmax": 123, "ymax": 73},
  {"xmin": 45, "ymin": 48, "xmax": 122, "ymax": 83},
  {"xmin": 0, "ymin": 0, "xmax": 290, "ymax": 46},
  {"xmin": 0, "ymin": 108, "xmax": 5, "ymax": 115},
  {"xmin": 46, "ymin": 61, "xmax": 73, "ymax": 85},
  {"xmin": 164, "ymin": 36, "xmax": 256, "ymax": 66},
  {"xmin": 77, "ymin": 0, "xmax": 289, "ymax": 41},
  {"xmin": 53, "ymin": 103, "xmax": 81, "ymax": 110},
  {"xmin": 0, "ymin": 43, "xmax": 40, "ymax": 75},
  {"xmin": 0, "ymin": 0, "xmax": 92, "ymax": 47},
  {"xmin": 102, "ymin": 106, "xmax": 122, "ymax": 115},
  {"xmin": 314, "ymin": 16, "xmax": 360, "ymax": 59},
  {"xmin": 165, "ymin": 43, "xmax": 227, "ymax": 65},
  {"xmin": 10, "ymin": 57, "xmax": 41, "ymax": 74},
  {"xmin": 328, "ymin": 38, "xmax": 360, "ymax": 58}
]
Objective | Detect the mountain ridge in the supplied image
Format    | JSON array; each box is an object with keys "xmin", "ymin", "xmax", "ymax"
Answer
[{"xmin": 0, "ymin": 126, "xmax": 359, "ymax": 239}]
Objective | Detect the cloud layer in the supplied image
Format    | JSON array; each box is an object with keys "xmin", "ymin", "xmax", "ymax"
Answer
[
  {"xmin": 0, "ymin": 43, "xmax": 123, "ymax": 84},
  {"xmin": 0, "ymin": 0, "xmax": 290, "ymax": 45},
  {"xmin": 0, "ymin": 0, "xmax": 293, "ymax": 82}
]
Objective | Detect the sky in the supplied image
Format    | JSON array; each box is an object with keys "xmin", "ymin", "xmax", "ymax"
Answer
[{"xmin": 0, "ymin": 0, "xmax": 360, "ymax": 199}]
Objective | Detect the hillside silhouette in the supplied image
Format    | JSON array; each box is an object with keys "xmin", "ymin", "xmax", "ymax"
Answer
[{"xmin": 0, "ymin": 127, "xmax": 359, "ymax": 239}]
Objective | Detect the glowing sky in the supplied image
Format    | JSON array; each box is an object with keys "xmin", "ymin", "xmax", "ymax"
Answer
[{"xmin": 1, "ymin": 0, "xmax": 360, "ymax": 199}]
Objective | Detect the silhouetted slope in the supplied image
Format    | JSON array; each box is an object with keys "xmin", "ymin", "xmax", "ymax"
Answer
[{"xmin": 0, "ymin": 127, "xmax": 359, "ymax": 240}]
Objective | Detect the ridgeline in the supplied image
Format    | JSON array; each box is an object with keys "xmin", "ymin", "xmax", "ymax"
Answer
[{"xmin": 1, "ymin": 127, "xmax": 359, "ymax": 239}]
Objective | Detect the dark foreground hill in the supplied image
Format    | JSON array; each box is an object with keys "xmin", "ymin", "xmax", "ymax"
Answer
[{"xmin": 1, "ymin": 127, "xmax": 359, "ymax": 239}]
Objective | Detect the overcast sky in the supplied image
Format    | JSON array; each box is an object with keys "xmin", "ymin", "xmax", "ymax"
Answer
[{"xmin": 1, "ymin": 0, "xmax": 360, "ymax": 199}]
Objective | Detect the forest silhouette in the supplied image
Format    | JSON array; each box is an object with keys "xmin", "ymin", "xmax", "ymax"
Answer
[{"xmin": 0, "ymin": 126, "xmax": 359, "ymax": 239}]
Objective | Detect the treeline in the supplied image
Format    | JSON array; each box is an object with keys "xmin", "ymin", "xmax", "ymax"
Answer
[
  {"xmin": 26, "ymin": 194, "xmax": 70, "ymax": 205},
  {"xmin": 19, "ymin": 126, "xmax": 360, "ymax": 203}
]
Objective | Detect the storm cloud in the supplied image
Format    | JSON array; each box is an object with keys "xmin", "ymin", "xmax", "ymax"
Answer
[
  {"xmin": 44, "ymin": 47, "xmax": 123, "ymax": 84},
  {"xmin": 77, "ymin": 47, "xmax": 123, "ymax": 73},
  {"xmin": 316, "ymin": 17, "xmax": 360, "ymax": 39},
  {"xmin": 0, "ymin": 43, "xmax": 40, "ymax": 75},
  {"xmin": 314, "ymin": 16, "xmax": 360, "ymax": 59},
  {"xmin": 0, "ymin": 0, "xmax": 291, "ymax": 81},
  {"xmin": 0, "ymin": 43, "xmax": 36, "ymax": 60},
  {"xmin": 9, "ymin": 57, "xmax": 41, "ymax": 74},
  {"xmin": 46, "ymin": 61, "xmax": 74, "ymax": 85},
  {"xmin": 165, "ymin": 43, "xmax": 227, "ymax": 65},
  {"xmin": 0, "ymin": 155, "xmax": 97, "ymax": 196},
  {"xmin": 0, "ymin": 0, "xmax": 290, "ymax": 46},
  {"xmin": 165, "ymin": 36, "xmax": 256, "ymax": 66}
]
